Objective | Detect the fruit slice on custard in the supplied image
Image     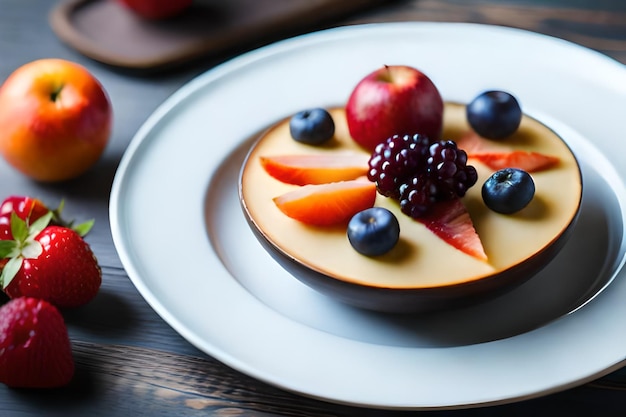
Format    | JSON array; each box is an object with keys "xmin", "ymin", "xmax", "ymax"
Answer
[
  {"xmin": 471, "ymin": 151, "xmax": 559, "ymax": 172},
  {"xmin": 273, "ymin": 179, "xmax": 376, "ymax": 226},
  {"xmin": 419, "ymin": 198, "xmax": 488, "ymax": 262},
  {"xmin": 260, "ymin": 153, "xmax": 369, "ymax": 185},
  {"xmin": 456, "ymin": 132, "xmax": 559, "ymax": 172}
]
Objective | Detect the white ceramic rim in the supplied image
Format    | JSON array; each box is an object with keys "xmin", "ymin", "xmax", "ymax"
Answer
[{"xmin": 109, "ymin": 22, "xmax": 626, "ymax": 410}]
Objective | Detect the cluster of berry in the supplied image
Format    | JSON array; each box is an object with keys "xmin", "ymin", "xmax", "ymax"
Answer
[{"xmin": 368, "ymin": 134, "xmax": 478, "ymax": 219}]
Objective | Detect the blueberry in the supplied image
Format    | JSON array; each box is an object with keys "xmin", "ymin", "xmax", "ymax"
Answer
[
  {"xmin": 466, "ymin": 91, "xmax": 522, "ymax": 140},
  {"xmin": 289, "ymin": 108, "xmax": 335, "ymax": 145},
  {"xmin": 482, "ymin": 168, "xmax": 535, "ymax": 214},
  {"xmin": 347, "ymin": 207, "xmax": 400, "ymax": 256}
]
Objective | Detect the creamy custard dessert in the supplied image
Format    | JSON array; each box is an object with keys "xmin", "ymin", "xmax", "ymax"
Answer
[{"xmin": 240, "ymin": 103, "xmax": 582, "ymax": 293}]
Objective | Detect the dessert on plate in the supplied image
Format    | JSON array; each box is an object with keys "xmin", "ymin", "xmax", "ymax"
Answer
[{"xmin": 239, "ymin": 65, "xmax": 582, "ymax": 313}]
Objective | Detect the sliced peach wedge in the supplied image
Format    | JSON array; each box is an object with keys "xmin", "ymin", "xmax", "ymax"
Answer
[
  {"xmin": 273, "ymin": 179, "xmax": 376, "ymax": 226},
  {"xmin": 469, "ymin": 151, "xmax": 559, "ymax": 172},
  {"xmin": 260, "ymin": 152, "xmax": 369, "ymax": 185},
  {"xmin": 456, "ymin": 132, "xmax": 559, "ymax": 172}
]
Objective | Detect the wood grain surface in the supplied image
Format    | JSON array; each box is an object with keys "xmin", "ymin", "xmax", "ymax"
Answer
[
  {"xmin": 352, "ymin": 0, "xmax": 626, "ymax": 65},
  {"xmin": 1, "ymin": 0, "xmax": 625, "ymax": 416}
]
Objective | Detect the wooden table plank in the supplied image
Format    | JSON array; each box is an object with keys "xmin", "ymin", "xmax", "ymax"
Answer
[
  {"xmin": 3, "ymin": 341, "xmax": 625, "ymax": 416},
  {"xmin": 350, "ymin": 0, "xmax": 626, "ymax": 64}
]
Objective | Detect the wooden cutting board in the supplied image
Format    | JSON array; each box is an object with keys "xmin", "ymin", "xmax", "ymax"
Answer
[{"xmin": 49, "ymin": 0, "xmax": 387, "ymax": 72}]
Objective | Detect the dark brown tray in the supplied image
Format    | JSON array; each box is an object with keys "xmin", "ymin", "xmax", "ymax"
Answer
[{"xmin": 49, "ymin": 0, "xmax": 386, "ymax": 72}]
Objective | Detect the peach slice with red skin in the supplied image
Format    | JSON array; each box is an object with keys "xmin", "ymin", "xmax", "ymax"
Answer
[
  {"xmin": 470, "ymin": 151, "xmax": 559, "ymax": 172},
  {"xmin": 260, "ymin": 153, "xmax": 369, "ymax": 185},
  {"xmin": 419, "ymin": 198, "xmax": 487, "ymax": 262},
  {"xmin": 273, "ymin": 179, "xmax": 376, "ymax": 226},
  {"xmin": 456, "ymin": 132, "xmax": 559, "ymax": 172}
]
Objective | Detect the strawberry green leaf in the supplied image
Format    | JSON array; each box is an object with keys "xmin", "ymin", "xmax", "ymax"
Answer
[
  {"xmin": 0, "ymin": 256, "xmax": 23, "ymax": 289},
  {"xmin": 48, "ymin": 199, "xmax": 65, "ymax": 225},
  {"xmin": 72, "ymin": 219, "xmax": 95, "ymax": 237},
  {"xmin": 0, "ymin": 240, "xmax": 18, "ymax": 258},
  {"xmin": 55, "ymin": 199, "xmax": 65, "ymax": 217},
  {"xmin": 21, "ymin": 240, "xmax": 43, "ymax": 260},
  {"xmin": 27, "ymin": 211, "xmax": 53, "ymax": 239},
  {"xmin": 10, "ymin": 212, "xmax": 28, "ymax": 242}
]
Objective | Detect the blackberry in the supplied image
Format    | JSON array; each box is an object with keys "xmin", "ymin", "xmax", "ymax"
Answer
[
  {"xmin": 369, "ymin": 135, "xmax": 478, "ymax": 219},
  {"xmin": 367, "ymin": 134, "xmax": 430, "ymax": 199},
  {"xmin": 399, "ymin": 175, "xmax": 438, "ymax": 218},
  {"xmin": 427, "ymin": 140, "xmax": 478, "ymax": 199}
]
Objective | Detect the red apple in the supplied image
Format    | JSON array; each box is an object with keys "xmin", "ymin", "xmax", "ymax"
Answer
[
  {"xmin": 346, "ymin": 65, "xmax": 444, "ymax": 151},
  {"xmin": 0, "ymin": 59, "xmax": 112, "ymax": 182},
  {"xmin": 116, "ymin": 0, "xmax": 193, "ymax": 20}
]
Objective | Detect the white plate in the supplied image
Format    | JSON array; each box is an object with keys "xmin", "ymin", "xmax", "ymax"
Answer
[{"xmin": 109, "ymin": 23, "xmax": 626, "ymax": 410}]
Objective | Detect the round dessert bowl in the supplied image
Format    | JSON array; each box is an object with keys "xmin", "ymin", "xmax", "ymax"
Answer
[{"xmin": 239, "ymin": 103, "xmax": 583, "ymax": 314}]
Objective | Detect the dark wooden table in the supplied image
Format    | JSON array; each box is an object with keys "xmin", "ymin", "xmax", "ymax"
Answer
[{"xmin": 1, "ymin": 0, "xmax": 625, "ymax": 415}]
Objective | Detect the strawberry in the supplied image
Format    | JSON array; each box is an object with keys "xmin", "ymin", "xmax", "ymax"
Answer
[
  {"xmin": 419, "ymin": 198, "xmax": 487, "ymax": 261},
  {"xmin": 0, "ymin": 196, "xmax": 49, "ymax": 240},
  {"xmin": 0, "ymin": 196, "xmax": 49, "ymax": 223},
  {"xmin": 260, "ymin": 152, "xmax": 369, "ymax": 185},
  {"xmin": 0, "ymin": 297, "xmax": 74, "ymax": 388},
  {"xmin": 0, "ymin": 213, "xmax": 101, "ymax": 308},
  {"xmin": 0, "ymin": 196, "xmax": 94, "ymax": 241},
  {"xmin": 273, "ymin": 179, "xmax": 377, "ymax": 226}
]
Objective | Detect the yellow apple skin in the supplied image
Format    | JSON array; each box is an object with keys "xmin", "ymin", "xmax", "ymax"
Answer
[{"xmin": 0, "ymin": 59, "xmax": 112, "ymax": 182}]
